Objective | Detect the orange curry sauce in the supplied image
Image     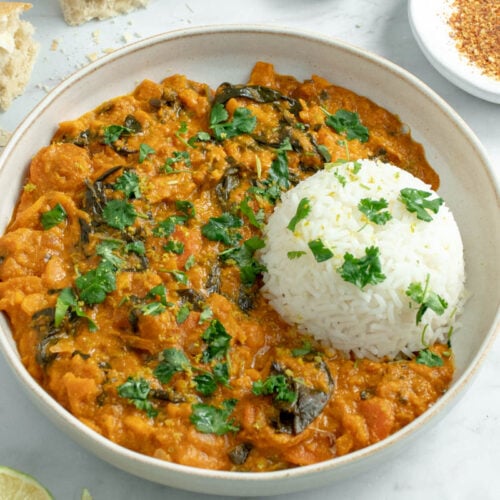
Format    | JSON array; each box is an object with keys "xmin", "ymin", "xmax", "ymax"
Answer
[{"xmin": 0, "ymin": 62, "xmax": 452, "ymax": 471}]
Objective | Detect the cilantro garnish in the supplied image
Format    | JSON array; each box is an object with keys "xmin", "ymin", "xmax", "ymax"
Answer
[
  {"xmin": 41, "ymin": 203, "xmax": 67, "ymax": 230},
  {"xmin": 75, "ymin": 261, "xmax": 116, "ymax": 305},
  {"xmin": 250, "ymin": 139, "xmax": 291, "ymax": 204},
  {"xmin": 399, "ymin": 188, "xmax": 443, "ymax": 222},
  {"xmin": 176, "ymin": 304, "xmax": 191, "ymax": 324},
  {"xmin": 252, "ymin": 374, "xmax": 297, "ymax": 403},
  {"xmin": 287, "ymin": 197, "xmax": 311, "ymax": 231},
  {"xmin": 190, "ymin": 399, "xmax": 239, "ymax": 435},
  {"xmin": 96, "ymin": 240, "xmax": 124, "ymax": 269},
  {"xmin": 338, "ymin": 246, "xmax": 386, "ymax": 289},
  {"xmin": 168, "ymin": 270, "xmax": 189, "ymax": 285},
  {"xmin": 415, "ymin": 348, "xmax": 444, "ymax": 367},
  {"xmin": 405, "ymin": 275, "xmax": 448, "ymax": 325},
  {"xmin": 114, "ymin": 170, "xmax": 141, "ymax": 199},
  {"xmin": 124, "ymin": 240, "xmax": 145, "ymax": 256},
  {"xmin": 138, "ymin": 143, "xmax": 155, "ymax": 163},
  {"xmin": 194, "ymin": 362, "xmax": 230, "ymax": 396},
  {"xmin": 187, "ymin": 131, "xmax": 211, "ymax": 147},
  {"xmin": 140, "ymin": 284, "xmax": 171, "ymax": 315},
  {"xmin": 103, "ymin": 124, "xmax": 132, "ymax": 145},
  {"xmin": 184, "ymin": 254, "xmax": 196, "ymax": 270},
  {"xmin": 210, "ymin": 103, "xmax": 257, "ymax": 141},
  {"xmin": 175, "ymin": 200, "xmax": 195, "ymax": 219},
  {"xmin": 163, "ymin": 240, "xmax": 185, "ymax": 254},
  {"xmin": 54, "ymin": 287, "xmax": 97, "ymax": 331},
  {"xmin": 287, "ymin": 250, "xmax": 306, "ymax": 260},
  {"xmin": 239, "ymin": 197, "xmax": 264, "ymax": 229},
  {"xmin": 308, "ymin": 239, "xmax": 334, "ymax": 263},
  {"xmin": 291, "ymin": 340, "xmax": 314, "ymax": 357},
  {"xmin": 161, "ymin": 151, "xmax": 191, "ymax": 173},
  {"xmin": 334, "ymin": 171, "xmax": 347, "ymax": 187},
  {"xmin": 153, "ymin": 348, "xmax": 190, "ymax": 383},
  {"xmin": 198, "ymin": 306, "xmax": 213, "ymax": 324},
  {"xmin": 322, "ymin": 108, "xmax": 369, "ymax": 143},
  {"xmin": 102, "ymin": 199, "xmax": 137, "ymax": 230},
  {"xmin": 117, "ymin": 377, "xmax": 157, "ymax": 418},
  {"xmin": 219, "ymin": 236, "xmax": 266, "ymax": 286},
  {"xmin": 153, "ymin": 215, "xmax": 187, "ymax": 238},
  {"xmin": 201, "ymin": 319, "xmax": 231, "ymax": 362},
  {"xmin": 201, "ymin": 213, "xmax": 243, "ymax": 246},
  {"xmin": 358, "ymin": 198, "xmax": 392, "ymax": 225}
]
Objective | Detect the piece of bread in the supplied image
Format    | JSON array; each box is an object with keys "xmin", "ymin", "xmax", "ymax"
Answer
[
  {"xmin": 59, "ymin": 0, "xmax": 149, "ymax": 26},
  {"xmin": 0, "ymin": 3, "xmax": 39, "ymax": 111}
]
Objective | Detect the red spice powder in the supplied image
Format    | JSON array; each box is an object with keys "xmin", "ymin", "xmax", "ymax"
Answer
[{"xmin": 448, "ymin": 0, "xmax": 500, "ymax": 80}]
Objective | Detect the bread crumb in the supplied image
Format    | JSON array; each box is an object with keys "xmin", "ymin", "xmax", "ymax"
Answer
[
  {"xmin": 51, "ymin": 39, "xmax": 61, "ymax": 51},
  {"xmin": 0, "ymin": 128, "xmax": 11, "ymax": 147},
  {"xmin": 122, "ymin": 32, "xmax": 133, "ymax": 43},
  {"xmin": 92, "ymin": 31, "xmax": 101, "ymax": 44},
  {"xmin": 86, "ymin": 53, "xmax": 98, "ymax": 62}
]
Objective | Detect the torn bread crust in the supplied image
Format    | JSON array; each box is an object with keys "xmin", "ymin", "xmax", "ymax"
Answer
[
  {"xmin": 59, "ymin": 0, "xmax": 149, "ymax": 26},
  {"xmin": 0, "ymin": 2, "xmax": 39, "ymax": 111}
]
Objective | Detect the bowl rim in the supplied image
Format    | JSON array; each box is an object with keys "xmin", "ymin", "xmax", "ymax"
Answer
[{"xmin": 0, "ymin": 23, "xmax": 499, "ymax": 490}]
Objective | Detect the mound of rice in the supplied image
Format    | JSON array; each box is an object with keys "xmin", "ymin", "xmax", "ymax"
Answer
[{"xmin": 259, "ymin": 159, "xmax": 465, "ymax": 359}]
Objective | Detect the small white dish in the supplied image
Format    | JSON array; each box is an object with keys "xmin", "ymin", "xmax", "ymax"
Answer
[{"xmin": 408, "ymin": 0, "xmax": 500, "ymax": 103}]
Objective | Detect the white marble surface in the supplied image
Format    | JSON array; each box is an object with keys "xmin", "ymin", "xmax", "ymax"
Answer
[{"xmin": 0, "ymin": 1, "xmax": 499, "ymax": 499}]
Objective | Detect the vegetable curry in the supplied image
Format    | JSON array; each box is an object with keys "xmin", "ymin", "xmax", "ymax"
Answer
[{"xmin": 0, "ymin": 62, "xmax": 453, "ymax": 471}]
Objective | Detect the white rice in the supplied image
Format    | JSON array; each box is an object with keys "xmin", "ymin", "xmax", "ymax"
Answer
[{"xmin": 259, "ymin": 159, "xmax": 465, "ymax": 359}]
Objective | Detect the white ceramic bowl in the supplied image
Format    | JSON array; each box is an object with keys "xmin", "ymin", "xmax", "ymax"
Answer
[
  {"xmin": 408, "ymin": 0, "xmax": 500, "ymax": 103},
  {"xmin": 0, "ymin": 26, "xmax": 498, "ymax": 497}
]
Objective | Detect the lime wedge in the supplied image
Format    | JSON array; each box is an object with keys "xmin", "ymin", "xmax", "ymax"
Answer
[
  {"xmin": 0, "ymin": 466, "xmax": 53, "ymax": 500},
  {"xmin": 81, "ymin": 488, "xmax": 93, "ymax": 500}
]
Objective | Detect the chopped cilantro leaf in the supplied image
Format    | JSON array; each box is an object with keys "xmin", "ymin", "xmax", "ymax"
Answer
[
  {"xmin": 175, "ymin": 200, "xmax": 195, "ymax": 218},
  {"xmin": 102, "ymin": 199, "xmax": 137, "ymax": 230},
  {"xmin": 114, "ymin": 170, "xmax": 141, "ymax": 199},
  {"xmin": 291, "ymin": 340, "xmax": 314, "ymax": 357},
  {"xmin": 96, "ymin": 240, "xmax": 124, "ymax": 269},
  {"xmin": 184, "ymin": 254, "xmax": 196, "ymax": 270},
  {"xmin": 239, "ymin": 197, "xmax": 264, "ymax": 229},
  {"xmin": 153, "ymin": 215, "xmax": 187, "ymax": 237},
  {"xmin": 75, "ymin": 261, "xmax": 116, "ymax": 305},
  {"xmin": 201, "ymin": 319, "xmax": 231, "ymax": 362},
  {"xmin": 308, "ymin": 239, "xmax": 334, "ymax": 263},
  {"xmin": 219, "ymin": 237, "xmax": 266, "ymax": 286},
  {"xmin": 168, "ymin": 269, "xmax": 189, "ymax": 285},
  {"xmin": 176, "ymin": 304, "xmax": 191, "ymax": 324},
  {"xmin": 399, "ymin": 188, "xmax": 443, "ymax": 222},
  {"xmin": 358, "ymin": 197, "xmax": 392, "ymax": 225},
  {"xmin": 163, "ymin": 240, "xmax": 185, "ymax": 254},
  {"xmin": 252, "ymin": 374, "xmax": 297, "ymax": 403},
  {"xmin": 338, "ymin": 246, "xmax": 386, "ymax": 289},
  {"xmin": 416, "ymin": 349, "xmax": 444, "ymax": 367},
  {"xmin": 287, "ymin": 197, "xmax": 311, "ymax": 231},
  {"xmin": 287, "ymin": 250, "xmax": 306, "ymax": 260},
  {"xmin": 199, "ymin": 306, "xmax": 213, "ymax": 324},
  {"xmin": 161, "ymin": 151, "xmax": 191, "ymax": 173},
  {"xmin": 124, "ymin": 240, "xmax": 145, "ymax": 256},
  {"xmin": 190, "ymin": 399, "xmax": 239, "ymax": 435},
  {"xmin": 154, "ymin": 348, "xmax": 190, "ymax": 383},
  {"xmin": 406, "ymin": 275, "xmax": 448, "ymax": 325},
  {"xmin": 194, "ymin": 363, "xmax": 230, "ymax": 396},
  {"xmin": 201, "ymin": 213, "xmax": 243, "ymax": 246},
  {"xmin": 210, "ymin": 103, "xmax": 257, "ymax": 141},
  {"xmin": 103, "ymin": 124, "xmax": 132, "ymax": 145},
  {"xmin": 41, "ymin": 203, "xmax": 67, "ymax": 230},
  {"xmin": 117, "ymin": 377, "xmax": 157, "ymax": 418},
  {"xmin": 138, "ymin": 143, "xmax": 155, "ymax": 163},
  {"xmin": 54, "ymin": 287, "xmax": 97, "ymax": 331},
  {"xmin": 322, "ymin": 108, "xmax": 369, "ymax": 143}
]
